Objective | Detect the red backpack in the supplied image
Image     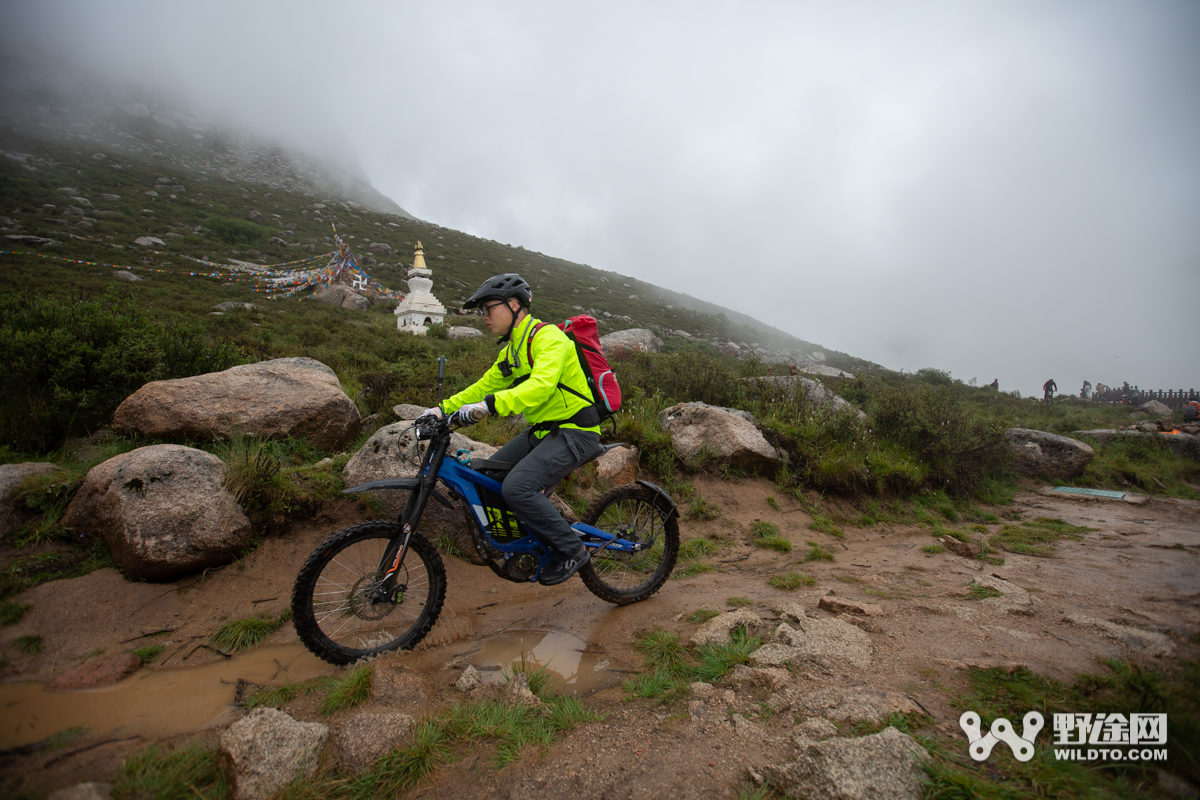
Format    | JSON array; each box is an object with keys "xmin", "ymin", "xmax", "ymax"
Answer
[{"xmin": 527, "ymin": 315, "xmax": 622, "ymax": 422}]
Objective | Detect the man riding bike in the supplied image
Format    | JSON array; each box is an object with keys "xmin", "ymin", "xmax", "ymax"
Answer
[
  {"xmin": 418, "ymin": 274, "xmax": 601, "ymax": 587},
  {"xmin": 1043, "ymin": 378, "xmax": 1057, "ymax": 403}
]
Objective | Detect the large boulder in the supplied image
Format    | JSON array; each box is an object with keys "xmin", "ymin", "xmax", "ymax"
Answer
[
  {"xmin": 599, "ymin": 328, "xmax": 663, "ymax": 357},
  {"xmin": 113, "ymin": 357, "xmax": 360, "ymax": 451},
  {"xmin": 0, "ymin": 462, "xmax": 64, "ymax": 537},
  {"xmin": 595, "ymin": 445, "xmax": 638, "ymax": 485},
  {"xmin": 1003, "ymin": 429, "xmax": 1095, "ymax": 479},
  {"xmin": 658, "ymin": 401, "xmax": 780, "ymax": 470},
  {"xmin": 1140, "ymin": 399, "xmax": 1172, "ymax": 418},
  {"xmin": 750, "ymin": 609, "xmax": 873, "ymax": 670},
  {"xmin": 343, "ymin": 422, "xmax": 497, "ymax": 561},
  {"xmin": 313, "ymin": 284, "xmax": 370, "ymax": 311},
  {"xmin": 218, "ymin": 708, "xmax": 328, "ymax": 800},
  {"xmin": 447, "ymin": 326, "xmax": 484, "ymax": 341},
  {"xmin": 745, "ymin": 376, "xmax": 865, "ymax": 419},
  {"xmin": 61, "ymin": 445, "xmax": 253, "ymax": 581},
  {"xmin": 367, "ymin": 242, "xmax": 392, "ymax": 256},
  {"xmin": 760, "ymin": 726, "xmax": 930, "ymax": 800}
]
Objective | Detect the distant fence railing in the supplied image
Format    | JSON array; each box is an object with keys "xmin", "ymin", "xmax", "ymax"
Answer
[{"xmin": 1091, "ymin": 385, "xmax": 1199, "ymax": 408}]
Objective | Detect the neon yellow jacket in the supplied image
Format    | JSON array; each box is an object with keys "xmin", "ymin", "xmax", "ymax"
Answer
[{"xmin": 443, "ymin": 314, "xmax": 600, "ymax": 437}]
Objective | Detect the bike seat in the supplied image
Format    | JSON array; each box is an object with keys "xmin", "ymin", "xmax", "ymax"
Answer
[{"xmin": 471, "ymin": 459, "xmax": 517, "ymax": 473}]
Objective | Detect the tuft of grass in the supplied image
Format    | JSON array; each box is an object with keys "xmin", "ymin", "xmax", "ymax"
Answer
[
  {"xmin": 114, "ymin": 742, "xmax": 227, "ymax": 800},
  {"xmin": 921, "ymin": 544, "xmax": 945, "ymax": 554},
  {"xmin": 845, "ymin": 711, "xmax": 932, "ymax": 737},
  {"xmin": 988, "ymin": 516, "xmax": 1093, "ymax": 556},
  {"xmin": 695, "ymin": 629, "xmax": 762, "ymax": 683},
  {"xmin": 684, "ymin": 609, "xmax": 721, "ymax": 624},
  {"xmin": 965, "ymin": 582, "xmax": 1003, "ymax": 601},
  {"xmin": 766, "ymin": 495, "xmax": 781, "ymax": 512},
  {"xmin": 210, "ymin": 608, "xmax": 291, "ymax": 652},
  {"xmin": 808, "ymin": 514, "xmax": 845, "ymax": 539},
  {"xmin": 505, "ymin": 650, "xmax": 554, "ymax": 700},
  {"xmin": 623, "ymin": 670, "xmax": 689, "ymax": 703},
  {"xmin": 357, "ymin": 719, "xmax": 451, "ymax": 795},
  {"xmin": 685, "ymin": 495, "xmax": 722, "ymax": 521},
  {"xmin": 1, "ymin": 600, "xmax": 31, "ymax": 626},
  {"xmin": 679, "ymin": 537, "xmax": 718, "ymax": 560},
  {"xmin": 802, "ymin": 541, "xmax": 836, "ymax": 562},
  {"xmin": 768, "ymin": 572, "xmax": 814, "ymax": 591},
  {"xmin": 673, "ymin": 560, "xmax": 716, "ymax": 579},
  {"xmin": 12, "ymin": 634, "xmax": 43, "ymax": 654},
  {"xmin": 242, "ymin": 677, "xmax": 327, "ymax": 711},
  {"xmin": 633, "ymin": 629, "xmax": 692, "ymax": 678},
  {"xmin": 319, "ymin": 664, "xmax": 373, "ymax": 715},
  {"xmin": 750, "ymin": 520, "xmax": 792, "ymax": 553},
  {"xmin": 131, "ymin": 644, "xmax": 165, "ymax": 663},
  {"xmin": 726, "ymin": 596, "xmax": 753, "ymax": 608}
]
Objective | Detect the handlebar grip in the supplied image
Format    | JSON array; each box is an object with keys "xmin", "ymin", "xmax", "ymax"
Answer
[{"xmin": 437, "ymin": 356, "xmax": 446, "ymax": 382}]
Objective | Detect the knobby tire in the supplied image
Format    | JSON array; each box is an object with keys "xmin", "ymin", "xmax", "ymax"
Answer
[
  {"xmin": 578, "ymin": 484, "xmax": 679, "ymax": 604},
  {"xmin": 292, "ymin": 521, "xmax": 446, "ymax": 666}
]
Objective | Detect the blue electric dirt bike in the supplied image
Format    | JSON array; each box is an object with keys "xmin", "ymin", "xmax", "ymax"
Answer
[{"xmin": 292, "ymin": 358, "xmax": 680, "ymax": 665}]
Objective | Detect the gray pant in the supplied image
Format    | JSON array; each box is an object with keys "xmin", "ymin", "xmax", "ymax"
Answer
[{"xmin": 493, "ymin": 427, "xmax": 601, "ymax": 557}]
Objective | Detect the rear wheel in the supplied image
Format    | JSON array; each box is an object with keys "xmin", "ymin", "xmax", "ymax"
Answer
[
  {"xmin": 578, "ymin": 485, "xmax": 679, "ymax": 604},
  {"xmin": 292, "ymin": 521, "xmax": 446, "ymax": 665}
]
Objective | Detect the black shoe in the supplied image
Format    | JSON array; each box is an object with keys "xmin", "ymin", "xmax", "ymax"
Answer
[{"xmin": 539, "ymin": 550, "xmax": 590, "ymax": 586}]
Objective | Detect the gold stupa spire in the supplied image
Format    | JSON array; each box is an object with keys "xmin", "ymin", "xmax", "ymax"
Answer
[{"xmin": 412, "ymin": 241, "xmax": 427, "ymax": 272}]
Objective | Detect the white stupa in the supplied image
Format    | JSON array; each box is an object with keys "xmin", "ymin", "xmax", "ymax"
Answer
[{"xmin": 394, "ymin": 241, "xmax": 446, "ymax": 334}]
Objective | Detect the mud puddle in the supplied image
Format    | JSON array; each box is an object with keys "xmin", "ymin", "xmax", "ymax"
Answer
[
  {"xmin": 0, "ymin": 644, "xmax": 334, "ymax": 748},
  {"xmin": 404, "ymin": 629, "xmax": 623, "ymax": 694}
]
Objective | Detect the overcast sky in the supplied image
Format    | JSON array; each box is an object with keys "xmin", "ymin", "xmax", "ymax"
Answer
[{"xmin": 4, "ymin": 1, "xmax": 1198, "ymax": 397}]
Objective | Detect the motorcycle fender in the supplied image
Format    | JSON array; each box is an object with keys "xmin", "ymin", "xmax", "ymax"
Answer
[
  {"xmin": 342, "ymin": 478, "xmax": 420, "ymax": 494},
  {"xmin": 342, "ymin": 478, "xmax": 456, "ymax": 510},
  {"xmin": 635, "ymin": 479, "xmax": 678, "ymax": 521}
]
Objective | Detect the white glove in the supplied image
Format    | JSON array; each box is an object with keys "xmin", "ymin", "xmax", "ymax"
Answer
[
  {"xmin": 415, "ymin": 406, "xmax": 443, "ymax": 425},
  {"xmin": 450, "ymin": 401, "xmax": 489, "ymax": 426}
]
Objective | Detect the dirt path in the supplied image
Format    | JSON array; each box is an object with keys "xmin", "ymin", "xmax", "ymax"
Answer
[{"xmin": 2, "ymin": 481, "xmax": 1198, "ymax": 797}]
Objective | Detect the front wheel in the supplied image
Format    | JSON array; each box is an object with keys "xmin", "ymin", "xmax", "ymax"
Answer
[
  {"xmin": 292, "ymin": 521, "xmax": 446, "ymax": 665},
  {"xmin": 578, "ymin": 485, "xmax": 679, "ymax": 605}
]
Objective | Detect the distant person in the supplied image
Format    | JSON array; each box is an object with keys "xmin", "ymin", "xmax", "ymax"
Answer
[
  {"xmin": 1043, "ymin": 378, "xmax": 1057, "ymax": 403},
  {"xmin": 1081, "ymin": 380, "xmax": 1092, "ymax": 401},
  {"xmin": 989, "ymin": 379, "xmax": 999, "ymax": 390}
]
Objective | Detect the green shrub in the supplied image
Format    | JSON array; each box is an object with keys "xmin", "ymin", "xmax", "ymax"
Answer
[
  {"xmin": 206, "ymin": 217, "xmax": 271, "ymax": 244},
  {"xmin": 0, "ymin": 289, "xmax": 243, "ymax": 451},
  {"xmin": 768, "ymin": 572, "xmax": 814, "ymax": 590}
]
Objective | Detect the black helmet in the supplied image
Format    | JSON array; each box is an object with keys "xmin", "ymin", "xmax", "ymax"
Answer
[{"xmin": 463, "ymin": 273, "xmax": 532, "ymax": 309}]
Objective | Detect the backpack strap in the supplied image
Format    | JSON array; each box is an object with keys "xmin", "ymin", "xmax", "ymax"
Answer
[{"xmin": 518, "ymin": 320, "xmax": 594, "ymax": 407}]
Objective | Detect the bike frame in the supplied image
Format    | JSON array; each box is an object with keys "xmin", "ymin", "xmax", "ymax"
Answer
[{"xmin": 347, "ymin": 418, "xmax": 653, "ymax": 589}]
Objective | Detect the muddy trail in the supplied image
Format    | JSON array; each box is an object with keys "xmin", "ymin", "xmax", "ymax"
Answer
[{"xmin": 2, "ymin": 479, "xmax": 1198, "ymax": 798}]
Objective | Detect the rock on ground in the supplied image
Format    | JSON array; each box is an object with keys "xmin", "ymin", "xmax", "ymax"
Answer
[
  {"xmin": 313, "ymin": 284, "xmax": 370, "ymax": 311},
  {"xmin": 113, "ymin": 357, "xmax": 360, "ymax": 451},
  {"xmin": 61, "ymin": 445, "xmax": 252, "ymax": 581},
  {"xmin": 371, "ymin": 659, "xmax": 432, "ymax": 713},
  {"xmin": 599, "ymin": 328, "xmax": 663, "ymax": 356},
  {"xmin": 134, "ymin": 236, "xmax": 164, "ymax": 247},
  {"xmin": 596, "ymin": 445, "xmax": 638, "ymax": 485},
  {"xmin": 213, "ymin": 302, "xmax": 256, "ymax": 312},
  {"xmin": 761, "ymin": 726, "xmax": 930, "ymax": 800},
  {"xmin": 218, "ymin": 708, "xmax": 328, "ymax": 800},
  {"xmin": 392, "ymin": 404, "xmax": 426, "ymax": 420},
  {"xmin": 1140, "ymin": 399, "xmax": 1172, "ymax": 417},
  {"xmin": 455, "ymin": 665, "xmax": 483, "ymax": 691},
  {"xmin": 1004, "ymin": 429, "xmax": 1095, "ymax": 479},
  {"xmin": 48, "ymin": 653, "xmax": 142, "ymax": 691},
  {"xmin": 368, "ymin": 242, "xmax": 392, "ymax": 256},
  {"xmin": 659, "ymin": 402, "xmax": 780, "ymax": 471},
  {"xmin": 504, "ymin": 672, "xmax": 544, "ymax": 707},
  {"xmin": 817, "ymin": 597, "xmax": 884, "ymax": 617},
  {"xmin": 793, "ymin": 687, "xmax": 922, "ymax": 723},
  {"xmin": 0, "ymin": 462, "xmax": 63, "ymax": 537},
  {"xmin": 692, "ymin": 608, "xmax": 763, "ymax": 647},
  {"xmin": 1064, "ymin": 614, "xmax": 1175, "ymax": 657},
  {"xmin": 113, "ymin": 270, "xmax": 144, "ymax": 282},
  {"xmin": 753, "ymin": 616, "xmax": 873, "ymax": 670},
  {"xmin": 447, "ymin": 326, "xmax": 484, "ymax": 341},
  {"xmin": 343, "ymin": 422, "xmax": 497, "ymax": 561},
  {"xmin": 940, "ymin": 537, "xmax": 982, "ymax": 559},
  {"xmin": 334, "ymin": 711, "xmax": 414, "ymax": 774}
]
